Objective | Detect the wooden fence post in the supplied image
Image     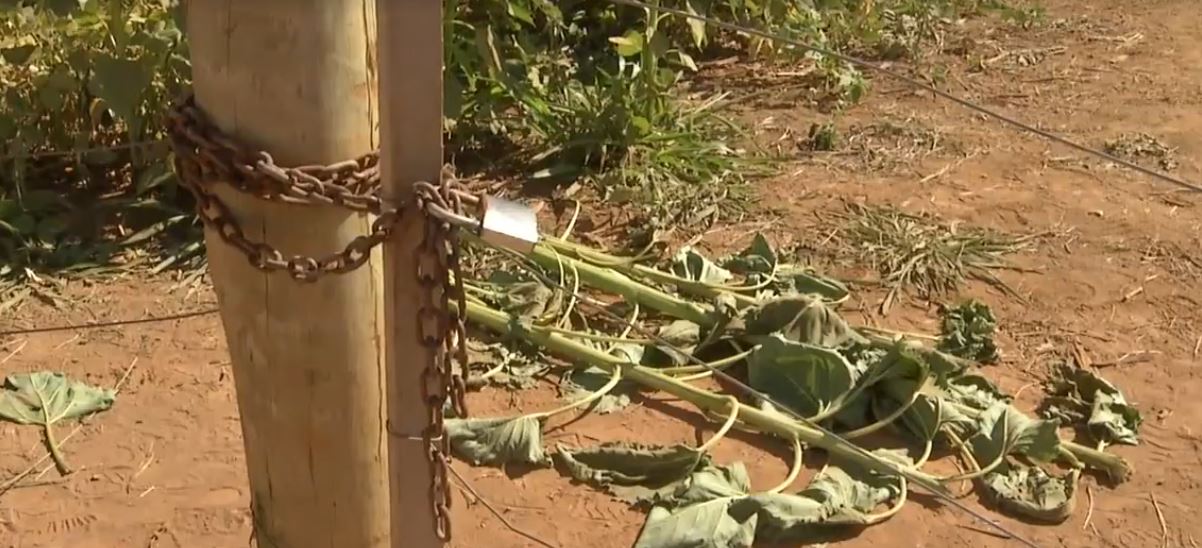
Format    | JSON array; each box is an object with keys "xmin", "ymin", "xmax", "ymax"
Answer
[
  {"xmin": 377, "ymin": 0, "xmax": 448, "ymax": 547},
  {"xmin": 185, "ymin": 1, "xmax": 391, "ymax": 546}
]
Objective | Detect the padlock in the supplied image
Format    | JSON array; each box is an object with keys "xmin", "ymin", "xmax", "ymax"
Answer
[{"xmin": 479, "ymin": 195, "xmax": 540, "ymax": 254}]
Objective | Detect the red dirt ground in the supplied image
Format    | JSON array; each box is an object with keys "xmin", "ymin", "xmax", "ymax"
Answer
[{"xmin": 3, "ymin": 0, "xmax": 1201, "ymax": 546}]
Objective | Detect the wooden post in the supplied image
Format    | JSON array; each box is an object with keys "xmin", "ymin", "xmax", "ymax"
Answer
[
  {"xmin": 377, "ymin": 0, "xmax": 446, "ymax": 547},
  {"xmin": 186, "ymin": 2, "xmax": 391, "ymax": 547}
]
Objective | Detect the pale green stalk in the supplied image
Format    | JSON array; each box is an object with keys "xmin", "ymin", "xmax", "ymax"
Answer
[
  {"xmin": 944, "ymin": 401, "xmax": 1132, "ymax": 482},
  {"xmin": 541, "ymin": 236, "xmax": 760, "ymax": 307},
  {"xmin": 465, "ymin": 299, "xmax": 947, "ymax": 493},
  {"xmin": 540, "ymin": 237, "xmax": 935, "ymax": 345},
  {"xmin": 464, "ymin": 232, "xmax": 720, "ymax": 327}
]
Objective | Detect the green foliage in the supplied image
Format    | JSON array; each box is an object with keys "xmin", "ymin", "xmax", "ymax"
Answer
[
  {"xmin": 0, "ymin": 0, "xmax": 1038, "ymax": 296},
  {"xmin": 938, "ymin": 299, "xmax": 1001, "ymax": 363},
  {"xmin": 631, "ymin": 456, "xmax": 907, "ymax": 547},
  {"xmin": 0, "ymin": 0, "xmax": 193, "ymax": 302},
  {"xmin": 0, "ymin": 370, "xmax": 117, "ymax": 474},
  {"xmin": 455, "ymin": 232, "xmax": 1137, "ymax": 542},
  {"xmin": 445, "ymin": 415, "xmax": 550, "ymax": 466},
  {"xmin": 746, "ymin": 335, "xmax": 859, "ymax": 418}
]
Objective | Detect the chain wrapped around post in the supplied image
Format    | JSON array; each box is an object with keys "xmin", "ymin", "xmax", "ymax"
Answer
[{"xmin": 164, "ymin": 92, "xmax": 470, "ymax": 541}]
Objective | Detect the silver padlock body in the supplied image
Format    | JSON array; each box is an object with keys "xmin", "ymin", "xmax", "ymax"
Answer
[{"xmin": 480, "ymin": 196, "xmax": 540, "ymax": 254}]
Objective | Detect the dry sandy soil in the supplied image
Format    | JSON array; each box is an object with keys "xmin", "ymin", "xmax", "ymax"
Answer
[{"xmin": 3, "ymin": 0, "xmax": 1201, "ymax": 547}]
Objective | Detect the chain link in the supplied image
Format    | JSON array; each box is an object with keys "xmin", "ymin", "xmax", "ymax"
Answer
[
  {"xmin": 165, "ymin": 92, "xmax": 470, "ymax": 540},
  {"xmin": 166, "ymin": 94, "xmax": 396, "ymax": 282}
]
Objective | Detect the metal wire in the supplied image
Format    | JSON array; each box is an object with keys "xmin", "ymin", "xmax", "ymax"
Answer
[
  {"xmin": 0, "ymin": 139, "xmax": 166, "ymax": 162},
  {"xmin": 605, "ymin": 0, "xmax": 1202, "ymax": 194},
  {"xmin": 0, "ymin": 307, "xmax": 220, "ymax": 338}
]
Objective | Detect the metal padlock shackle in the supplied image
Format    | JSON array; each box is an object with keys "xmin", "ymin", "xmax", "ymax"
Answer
[{"xmin": 423, "ymin": 194, "xmax": 541, "ymax": 255}]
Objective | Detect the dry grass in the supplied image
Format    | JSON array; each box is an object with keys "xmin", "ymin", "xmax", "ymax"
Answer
[{"xmin": 834, "ymin": 202, "xmax": 1037, "ymax": 313}]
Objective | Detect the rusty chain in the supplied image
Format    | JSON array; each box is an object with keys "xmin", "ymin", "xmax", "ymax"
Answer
[{"xmin": 165, "ymin": 93, "xmax": 469, "ymax": 540}]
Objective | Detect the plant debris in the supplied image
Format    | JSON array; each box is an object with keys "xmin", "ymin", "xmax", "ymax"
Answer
[
  {"xmin": 446, "ymin": 416, "xmax": 549, "ymax": 467},
  {"xmin": 1104, "ymin": 133, "xmax": 1179, "ymax": 172},
  {"xmin": 835, "ymin": 203, "xmax": 1034, "ymax": 313},
  {"xmin": 938, "ymin": 299, "xmax": 1001, "ymax": 364},
  {"xmin": 0, "ymin": 371, "xmax": 117, "ymax": 474},
  {"xmin": 1039, "ymin": 362, "xmax": 1143, "ymax": 446},
  {"xmin": 445, "ymin": 231, "xmax": 1134, "ymax": 546}
]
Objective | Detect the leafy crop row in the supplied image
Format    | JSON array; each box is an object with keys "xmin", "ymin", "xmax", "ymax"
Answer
[{"xmin": 0, "ymin": 0, "xmax": 1036, "ymax": 305}]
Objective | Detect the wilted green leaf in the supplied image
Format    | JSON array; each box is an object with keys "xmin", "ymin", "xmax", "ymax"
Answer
[
  {"xmin": 744, "ymin": 295, "xmax": 866, "ymax": 347},
  {"xmin": 0, "ymin": 371, "xmax": 116, "ymax": 425},
  {"xmin": 637, "ymin": 499, "xmax": 756, "ymax": 548},
  {"xmin": 1089, "ymin": 392, "xmax": 1141, "ymax": 446},
  {"xmin": 724, "ymin": 233, "xmax": 777, "ymax": 275},
  {"xmin": 644, "ymin": 320, "xmax": 701, "ymax": 367},
  {"xmin": 739, "ymin": 464, "xmax": 903, "ymax": 543},
  {"xmin": 560, "ymin": 365, "xmax": 639, "ymax": 415},
  {"xmin": 464, "ymin": 340, "xmax": 547, "ymax": 390},
  {"xmin": 0, "ymin": 371, "xmax": 117, "ymax": 474},
  {"xmin": 969, "ymin": 403, "xmax": 1062, "ymax": 465},
  {"xmin": 554, "ymin": 443, "xmax": 707, "ymax": 506},
  {"xmin": 981, "ymin": 465, "xmax": 1078, "ymax": 523},
  {"xmin": 890, "ymin": 393, "xmax": 973, "ymax": 442},
  {"xmin": 938, "ymin": 300, "xmax": 1000, "ymax": 364},
  {"xmin": 487, "ymin": 277, "xmax": 561, "ymax": 320},
  {"xmin": 944, "ymin": 373, "xmax": 1011, "ymax": 412},
  {"xmin": 854, "ymin": 345, "xmax": 935, "ymax": 432},
  {"xmin": 1040, "ymin": 364, "xmax": 1142, "ymax": 446},
  {"xmin": 659, "ymin": 320, "xmax": 700, "ymax": 347},
  {"xmin": 746, "ymin": 335, "xmax": 857, "ymax": 418},
  {"xmin": 773, "ymin": 266, "xmax": 852, "ymax": 302},
  {"xmin": 634, "ymin": 463, "xmax": 756, "ymax": 548},
  {"xmin": 446, "ymin": 416, "xmax": 548, "ymax": 466},
  {"xmin": 671, "ymin": 247, "xmax": 733, "ymax": 286}
]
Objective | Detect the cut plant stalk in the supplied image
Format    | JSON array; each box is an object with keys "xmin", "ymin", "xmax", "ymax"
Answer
[
  {"xmin": 943, "ymin": 400, "xmax": 1132, "ymax": 482},
  {"xmin": 697, "ymin": 396, "xmax": 741, "ymax": 453},
  {"xmin": 532, "ymin": 237, "xmax": 938, "ymax": 346},
  {"xmin": 462, "ymin": 229, "xmax": 1132, "ymax": 511},
  {"xmin": 532, "ymin": 366, "xmax": 624, "ymax": 421},
  {"xmin": 462, "ymin": 233, "xmax": 722, "ymax": 327},
  {"xmin": 541, "ymin": 236, "xmax": 760, "ymax": 306},
  {"xmin": 463, "ymin": 299, "xmax": 948, "ymax": 494},
  {"xmin": 768, "ymin": 436, "xmax": 803, "ymax": 494}
]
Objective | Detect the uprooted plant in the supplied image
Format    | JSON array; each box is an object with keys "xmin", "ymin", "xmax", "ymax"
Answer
[{"xmin": 447, "ymin": 229, "xmax": 1135, "ymax": 547}]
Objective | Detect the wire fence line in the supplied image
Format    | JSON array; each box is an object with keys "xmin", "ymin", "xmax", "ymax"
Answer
[
  {"xmin": 3, "ymin": 5, "xmax": 1197, "ymax": 194},
  {"xmin": 0, "ymin": 307, "xmax": 218, "ymax": 338},
  {"xmin": 607, "ymin": 0, "xmax": 1202, "ymax": 194},
  {"xmin": 0, "ymin": 139, "xmax": 167, "ymax": 163}
]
